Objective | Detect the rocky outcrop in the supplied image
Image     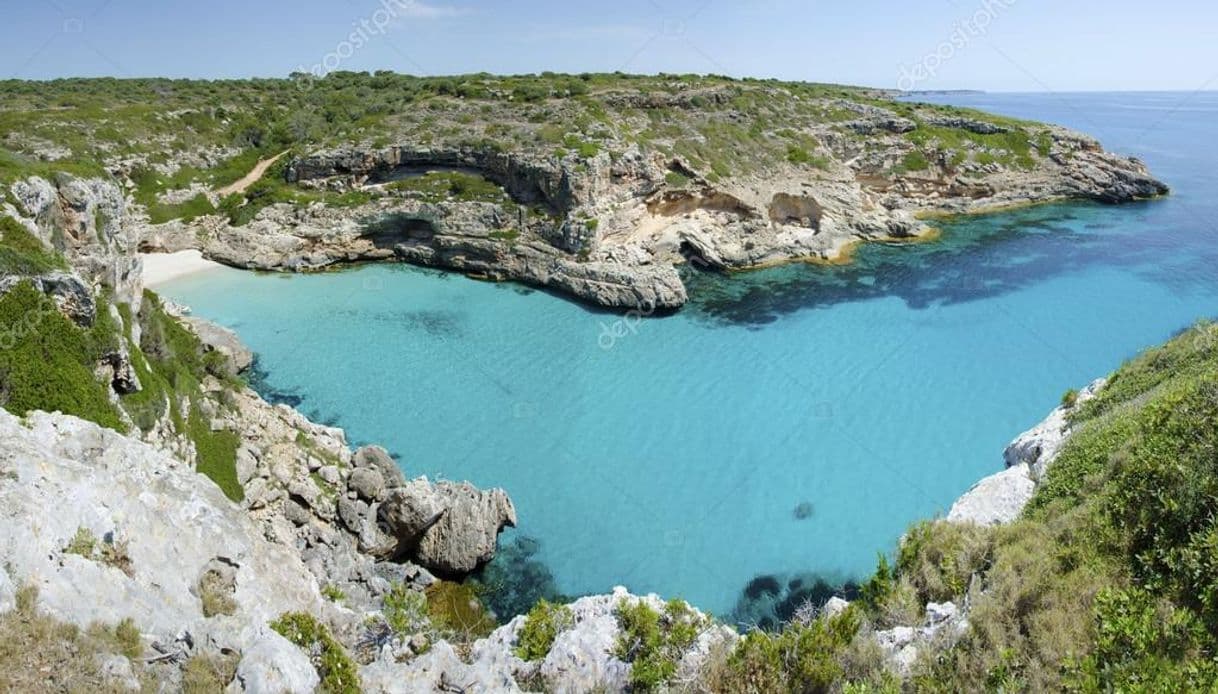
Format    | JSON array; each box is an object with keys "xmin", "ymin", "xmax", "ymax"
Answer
[
  {"xmin": 874, "ymin": 601, "xmax": 967, "ymax": 677},
  {"xmin": 948, "ymin": 379, "xmax": 1106, "ymax": 526},
  {"xmin": 183, "ymin": 316, "xmax": 254, "ymax": 375},
  {"xmin": 136, "ymin": 104, "xmax": 1167, "ymax": 314},
  {"xmin": 0, "ymin": 409, "xmax": 329, "ymax": 661},
  {"xmin": 7, "ymin": 175, "xmax": 142, "ymax": 307},
  {"xmin": 208, "ymin": 382, "xmax": 515, "ymax": 602},
  {"xmin": 0, "ymin": 271, "xmax": 96, "ymax": 325},
  {"xmin": 361, "ymin": 587, "xmax": 737, "ymax": 694},
  {"xmin": 229, "ymin": 626, "xmax": 320, "ymax": 693}
]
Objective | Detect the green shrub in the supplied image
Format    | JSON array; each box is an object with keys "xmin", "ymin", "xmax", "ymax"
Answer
[
  {"xmin": 562, "ymin": 134, "xmax": 600, "ymax": 159},
  {"xmin": 0, "ymin": 216, "xmax": 65, "ymax": 275},
  {"xmin": 515, "ymin": 599, "xmax": 573, "ymax": 661},
  {"xmin": 665, "ymin": 171, "xmax": 691, "ymax": 188},
  {"xmin": 271, "ymin": 612, "xmax": 360, "ymax": 694},
  {"xmin": 383, "ymin": 583, "xmax": 430, "ymax": 637},
  {"xmin": 858, "ymin": 554, "xmax": 895, "ymax": 614},
  {"xmin": 722, "ymin": 608, "xmax": 863, "ymax": 693},
  {"xmin": 1067, "ymin": 587, "xmax": 1217, "ymax": 691},
  {"xmin": 1106, "ymin": 376, "xmax": 1218, "ymax": 628},
  {"xmin": 0, "ymin": 282, "xmax": 124, "ymax": 430},
  {"xmin": 896, "ymin": 521, "xmax": 993, "ymax": 605},
  {"xmin": 614, "ymin": 598, "xmax": 708, "ymax": 691},
  {"xmin": 64, "ymin": 527, "xmax": 98, "ymax": 557},
  {"xmin": 897, "ymin": 150, "xmax": 931, "ymax": 173},
  {"xmin": 425, "ymin": 581, "xmax": 497, "ymax": 642},
  {"xmin": 1061, "ymin": 388, "xmax": 1079, "ymax": 408}
]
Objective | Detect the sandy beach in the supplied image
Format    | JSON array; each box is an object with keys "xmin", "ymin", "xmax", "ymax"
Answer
[{"xmin": 140, "ymin": 250, "xmax": 225, "ymax": 287}]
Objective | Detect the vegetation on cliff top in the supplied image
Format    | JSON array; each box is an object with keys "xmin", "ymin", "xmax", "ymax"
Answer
[{"xmin": 0, "ymin": 73, "xmax": 1063, "ymax": 225}]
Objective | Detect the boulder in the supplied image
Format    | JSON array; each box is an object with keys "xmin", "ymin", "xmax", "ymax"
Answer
[
  {"xmin": 347, "ymin": 467, "xmax": 386, "ymax": 502},
  {"xmin": 353, "ymin": 446, "xmax": 403, "ymax": 487},
  {"xmin": 228, "ymin": 627, "xmax": 320, "ymax": 694},
  {"xmin": 946, "ymin": 464, "xmax": 1035, "ymax": 526},
  {"xmin": 96, "ymin": 654, "xmax": 141, "ymax": 692},
  {"xmin": 378, "ymin": 478, "xmax": 515, "ymax": 575},
  {"xmin": 416, "ymin": 483, "xmax": 517, "ymax": 576},
  {"xmin": 822, "ymin": 596, "xmax": 850, "ymax": 619},
  {"xmin": 379, "ymin": 480, "xmax": 446, "ymax": 545}
]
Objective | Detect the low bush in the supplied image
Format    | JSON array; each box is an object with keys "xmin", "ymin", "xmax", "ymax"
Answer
[
  {"xmin": 271, "ymin": 612, "xmax": 360, "ymax": 694},
  {"xmin": 718, "ymin": 607, "xmax": 875, "ymax": 693},
  {"xmin": 425, "ymin": 581, "xmax": 498, "ymax": 643},
  {"xmin": 0, "ymin": 282, "xmax": 124, "ymax": 430},
  {"xmin": 614, "ymin": 598, "xmax": 708, "ymax": 691},
  {"xmin": 514, "ymin": 599, "xmax": 573, "ymax": 661}
]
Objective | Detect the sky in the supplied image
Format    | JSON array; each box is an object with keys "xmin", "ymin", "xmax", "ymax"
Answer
[{"xmin": 1, "ymin": 0, "xmax": 1216, "ymax": 92}]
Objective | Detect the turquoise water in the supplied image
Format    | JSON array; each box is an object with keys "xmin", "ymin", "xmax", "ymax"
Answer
[{"xmin": 158, "ymin": 92, "xmax": 1218, "ymax": 622}]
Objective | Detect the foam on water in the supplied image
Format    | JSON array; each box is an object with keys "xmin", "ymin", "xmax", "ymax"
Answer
[{"xmin": 157, "ymin": 92, "xmax": 1218, "ymax": 619}]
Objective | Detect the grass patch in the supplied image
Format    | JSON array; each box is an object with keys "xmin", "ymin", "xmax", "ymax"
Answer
[
  {"xmin": 387, "ymin": 170, "xmax": 510, "ymax": 205},
  {"xmin": 0, "ymin": 584, "xmax": 150, "ymax": 692},
  {"xmin": 425, "ymin": 581, "xmax": 498, "ymax": 643},
  {"xmin": 188, "ymin": 409, "xmax": 243, "ymax": 502},
  {"xmin": 63, "ymin": 527, "xmax": 134, "ymax": 577},
  {"xmin": 198, "ymin": 568, "xmax": 238, "ymax": 618},
  {"xmin": 182, "ymin": 653, "xmax": 239, "ymax": 693}
]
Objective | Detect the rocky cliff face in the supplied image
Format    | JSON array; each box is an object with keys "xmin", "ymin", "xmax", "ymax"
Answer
[{"xmin": 139, "ymin": 104, "xmax": 1167, "ymax": 312}]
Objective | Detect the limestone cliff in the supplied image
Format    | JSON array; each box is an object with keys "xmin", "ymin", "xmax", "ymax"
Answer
[{"xmin": 142, "ymin": 123, "xmax": 1165, "ymax": 311}]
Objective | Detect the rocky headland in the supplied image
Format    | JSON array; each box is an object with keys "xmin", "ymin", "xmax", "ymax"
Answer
[{"xmin": 96, "ymin": 75, "xmax": 1167, "ymax": 312}]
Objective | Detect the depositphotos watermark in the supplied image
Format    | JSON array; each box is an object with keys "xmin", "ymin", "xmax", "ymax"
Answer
[
  {"xmin": 896, "ymin": 0, "xmax": 1018, "ymax": 91},
  {"xmin": 598, "ymin": 300, "xmax": 659, "ymax": 351},
  {"xmin": 293, "ymin": 0, "xmax": 429, "ymax": 88}
]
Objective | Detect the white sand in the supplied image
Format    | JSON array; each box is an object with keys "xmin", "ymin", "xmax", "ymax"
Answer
[{"xmin": 141, "ymin": 250, "xmax": 224, "ymax": 287}]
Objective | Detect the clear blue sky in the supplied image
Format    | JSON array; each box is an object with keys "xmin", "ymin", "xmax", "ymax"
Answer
[{"xmin": 2, "ymin": 0, "xmax": 1216, "ymax": 92}]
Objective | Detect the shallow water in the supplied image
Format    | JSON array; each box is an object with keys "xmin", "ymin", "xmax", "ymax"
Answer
[{"xmin": 157, "ymin": 92, "xmax": 1218, "ymax": 620}]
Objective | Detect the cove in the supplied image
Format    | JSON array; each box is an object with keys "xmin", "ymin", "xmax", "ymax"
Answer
[{"xmin": 156, "ymin": 92, "xmax": 1218, "ymax": 621}]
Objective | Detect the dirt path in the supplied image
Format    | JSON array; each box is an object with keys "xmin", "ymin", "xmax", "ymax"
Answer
[{"xmin": 216, "ymin": 150, "xmax": 289, "ymax": 196}]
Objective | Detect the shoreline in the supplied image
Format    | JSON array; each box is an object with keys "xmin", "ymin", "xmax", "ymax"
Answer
[{"xmin": 140, "ymin": 249, "xmax": 226, "ymax": 287}]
